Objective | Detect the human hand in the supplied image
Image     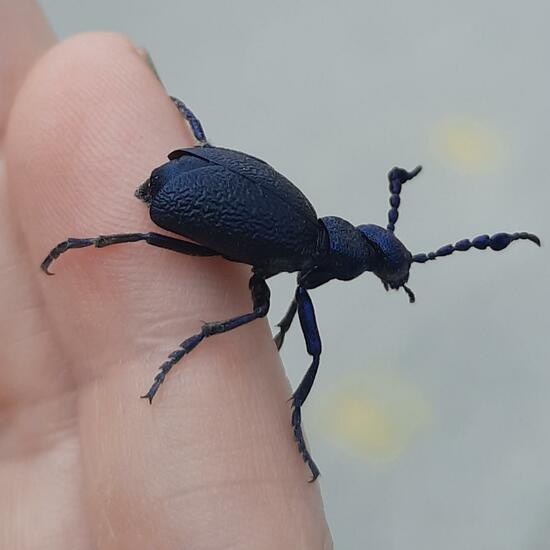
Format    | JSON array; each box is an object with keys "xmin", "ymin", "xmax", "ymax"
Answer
[{"xmin": 0, "ymin": 4, "xmax": 332, "ymax": 548}]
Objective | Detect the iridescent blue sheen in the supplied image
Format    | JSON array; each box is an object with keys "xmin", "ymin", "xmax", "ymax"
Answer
[{"xmin": 40, "ymin": 96, "xmax": 540, "ymax": 482}]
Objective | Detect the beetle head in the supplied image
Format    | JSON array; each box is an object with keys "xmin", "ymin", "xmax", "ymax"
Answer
[
  {"xmin": 356, "ymin": 224, "xmax": 415, "ymax": 302},
  {"xmin": 303, "ymin": 217, "xmax": 415, "ymax": 301}
]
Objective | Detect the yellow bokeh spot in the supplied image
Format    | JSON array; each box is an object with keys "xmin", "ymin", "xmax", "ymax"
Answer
[
  {"xmin": 317, "ymin": 368, "xmax": 431, "ymax": 461},
  {"xmin": 432, "ymin": 117, "xmax": 506, "ymax": 173},
  {"xmin": 330, "ymin": 397, "xmax": 396, "ymax": 455}
]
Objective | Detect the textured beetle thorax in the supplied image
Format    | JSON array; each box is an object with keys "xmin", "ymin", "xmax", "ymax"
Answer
[{"xmin": 318, "ymin": 216, "xmax": 378, "ymax": 281}]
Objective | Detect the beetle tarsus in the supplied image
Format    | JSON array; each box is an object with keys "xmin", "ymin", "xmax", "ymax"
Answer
[
  {"xmin": 292, "ymin": 405, "xmax": 320, "ymax": 481},
  {"xmin": 140, "ymin": 390, "xmax": 156, "ymax": 404},
  {"xmin": 141, "ymin": 276, "xmax": 270, "ymax": 401},
  {"xmin": 40, "ymin": 258, "xmax": 55, "ymax": 275},
  {"xmin": 170, "ymin": 96, "xmax": 210, "ymax": 146}
]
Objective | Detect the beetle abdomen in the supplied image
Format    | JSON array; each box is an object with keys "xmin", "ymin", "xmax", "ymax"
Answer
[{"xmin": 148, "ymin": 148, "xmax": 323, "ymax": 271}]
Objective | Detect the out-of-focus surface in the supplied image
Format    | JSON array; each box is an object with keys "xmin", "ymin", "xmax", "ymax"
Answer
[{"xmin": 38, "ymin": 1, "xmax": 549, "ymax": 548}]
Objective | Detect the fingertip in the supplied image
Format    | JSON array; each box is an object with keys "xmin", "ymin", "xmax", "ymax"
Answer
[
  {"xmin": 5, "ymin": 30, "xmax": 203, "ymax": 374},
  {"xmin": 6, "ymin": 30, "xmax": 195, "ymax": 274}
]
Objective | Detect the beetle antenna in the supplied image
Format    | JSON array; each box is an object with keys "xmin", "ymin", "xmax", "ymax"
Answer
[
  {"xmin": 387, "ymin": 165, "xmax": 422, "ymax": 232},
  {"xmin": 412, "ymin": 232, "xmax": 540, "ymax": 264}
]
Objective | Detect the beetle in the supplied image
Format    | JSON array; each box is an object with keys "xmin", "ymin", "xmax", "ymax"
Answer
[{"xmin": 41, "ymin": 97, "xmax": 540, "ymax": 481}]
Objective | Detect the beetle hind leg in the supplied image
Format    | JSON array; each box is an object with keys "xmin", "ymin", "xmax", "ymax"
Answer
[
  {"xmin": 40, "ymin": 232, "xmax": 219, "ymax": 275},
  {"xmin": 141, "ymin": 274, "xmax": 270, "ymax": 402}
]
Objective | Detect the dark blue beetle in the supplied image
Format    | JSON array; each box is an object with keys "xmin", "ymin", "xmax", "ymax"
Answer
[{"xmin": 41, "ymin": 97, "xmax": 540, "ymax": 481}]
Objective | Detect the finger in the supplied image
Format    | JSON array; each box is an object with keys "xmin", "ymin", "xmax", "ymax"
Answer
[
  {"xmin": 0, "ymin": 0, "xmax": 55, "ymax": 143},
  {"xmin": 0, "ymin": 0, "xmax": 63, "ymax": 408},
  {"xmin": 0, "ymin": 11, "xmax": 88, "ymax": 550},
  {"xmin": 6, "ymin": 32, "xmax": 332, "ymax": 550}
]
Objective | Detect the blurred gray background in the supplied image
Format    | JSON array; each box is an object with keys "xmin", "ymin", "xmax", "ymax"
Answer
[{"xmin": 39, "ymin": 1, "xmax": 550, "ymax": 548}]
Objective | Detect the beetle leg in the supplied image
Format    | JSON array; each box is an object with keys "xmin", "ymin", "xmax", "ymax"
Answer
[
  {"xmin": 40, "ymin": 232, "xmax": 219, "ymax": 275},
  {"xmin": 141, "ymin": 274, "xmax": 270, "ymax": 402},
  {"xmin": 292, "ymin": 286, "xmax": 322, "ymax": 482},
  {"xmin": 170, "ymin": 96, "xmax": 210, "ymax": 146},
  {"xmin": 273, "ymin": 297, "xmax": 298, "ymax": 351}
]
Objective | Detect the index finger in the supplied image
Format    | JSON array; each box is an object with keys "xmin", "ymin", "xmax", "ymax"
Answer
[{"xmin": 6, "ymin": 32, "xmax": 332, "ymax": 549}]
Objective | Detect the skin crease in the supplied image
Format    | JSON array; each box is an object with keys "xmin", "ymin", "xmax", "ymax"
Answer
[{"xmin": 0, "ymin": 5, "xmax": 333, "ymax": 549}]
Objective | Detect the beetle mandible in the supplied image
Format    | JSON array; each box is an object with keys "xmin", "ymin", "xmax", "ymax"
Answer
[{"xmin": 41, "ymin": 97, "xmax": 540, "ymax": 481}]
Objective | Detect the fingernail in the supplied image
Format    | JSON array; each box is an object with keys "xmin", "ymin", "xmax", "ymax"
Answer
[{"xmin": 137, "ymin": 47, "xmax": 163, "ymax": 84}]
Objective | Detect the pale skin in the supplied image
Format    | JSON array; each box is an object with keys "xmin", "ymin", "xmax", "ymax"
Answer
[{"xmin": 0, "ymin": 3, "xmax": 333, "ymax": 548}]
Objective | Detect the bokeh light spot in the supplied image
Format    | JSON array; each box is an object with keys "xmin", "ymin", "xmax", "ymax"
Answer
[
  {"xmin": 431, "ymin": 117, "xmax": 506, "ymax": 174},
  {"xmin": 317, "ymin": 368, "xmax": 431, "ymax": 461}
]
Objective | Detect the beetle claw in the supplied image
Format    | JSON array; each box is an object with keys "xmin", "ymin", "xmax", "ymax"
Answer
[{"xmin": 140, "ymin": 393, "xmax": 154, "ymax": 404}]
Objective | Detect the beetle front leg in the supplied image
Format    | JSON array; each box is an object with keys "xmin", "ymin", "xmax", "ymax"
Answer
[
  {"xmin": 292, "ymin": 286, "xmax": 322, "ymax": 482},
  {"xmin": 141, "ymin": 274, "xmax": 270, "ymax": 402}
]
